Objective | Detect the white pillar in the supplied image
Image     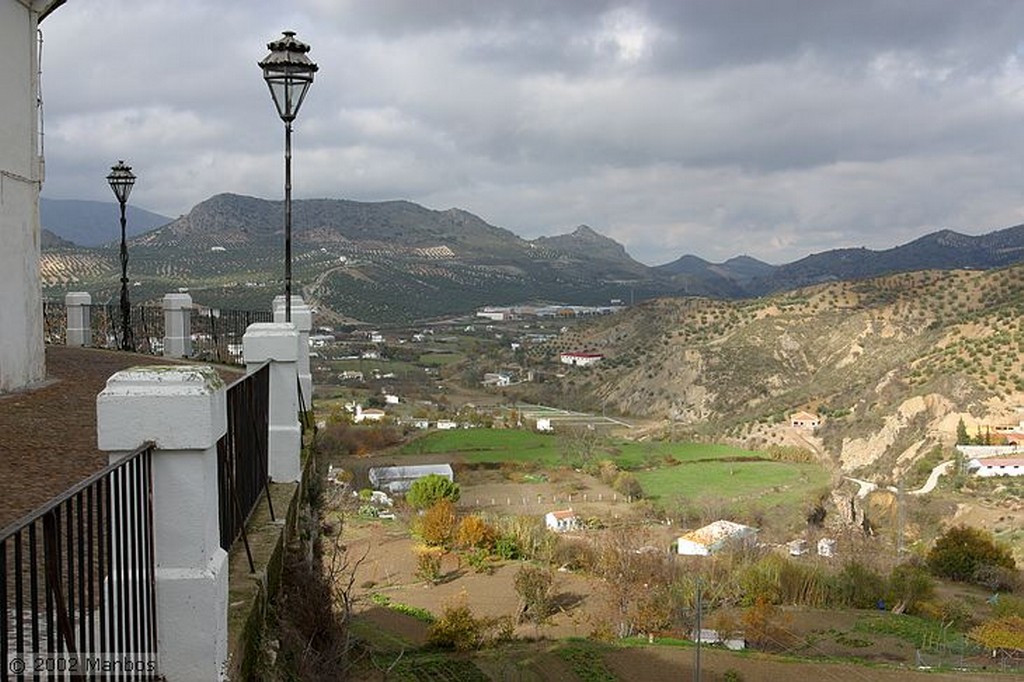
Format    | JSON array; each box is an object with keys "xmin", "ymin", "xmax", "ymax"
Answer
[
  {"xmin": 243, "ymin": 322, "xmax": 301, "ymax": 482},
  {"xmin": 65, "ymin": 291, "xmax": 92, "ymax": 347},
  {"xmin": 273, "ymin": 295, "xmax": 312, "ymax": 407},
  {"xmin": 163, "ymin": 293, "xmax": 193, "ymax": 358},
  {"xmin": 96, "ymin": 365, "xmax": 228, "ymax": 682}
]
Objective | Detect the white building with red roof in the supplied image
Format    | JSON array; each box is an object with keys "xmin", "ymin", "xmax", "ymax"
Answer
[
  {"xmin": 968, "ymin": 457, "xmax": 1024, "ymax": 478},
  {"xmin": 559, "ymin": 352, "xmax": 603, "ymax": 367},
  {"xmin": 544, "ymin": 508, "xmax": 579, "ymax": 532}
]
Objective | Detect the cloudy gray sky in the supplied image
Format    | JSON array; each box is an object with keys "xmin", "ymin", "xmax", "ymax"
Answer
[{"xmin": 37, "ymin": 0, "xmax": 1024, "ymax": 265}]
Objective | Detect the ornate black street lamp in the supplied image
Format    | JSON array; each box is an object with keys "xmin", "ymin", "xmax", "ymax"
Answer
[
  {"xmin": 259, "ymin": 30, "xmax": 318, "ymax": 323},
  {"xmin": 107, "ymin": 160, "xmax": 136, "ymax": 351}
]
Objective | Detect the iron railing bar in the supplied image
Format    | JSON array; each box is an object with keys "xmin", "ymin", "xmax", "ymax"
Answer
[
  {"xmin": 86, "ymin": 484, "xmax": 96, "ymax": 660},
  {"xmin": 125, "ymin": 459, "xmax": 136, "ymax": 661},
  {"xmin": 131, "ymin": 455, "xmax": 144, "ymax": 663},
  {"xmin": 43, "ymin": 520, "xmax": 54, "ymax": 672},
  {"xmin": 43, "ymin": 513, "xmax": 76, "ymax": 656},
  {"xmin": 0, "ymin": 443, "xmax": 155, "ymax": 542},
  {"xmin": 64, "ymin": 500, "xmax": 74, "ymax": 656},
  {"xmin": 223, "ymin": 361, "xmax": 270, "ymax": 391},
  {"xmin": 28, "ymin": 523, "xmax": 39, "ymax": 662},
  {"xmin": 117, "ymin": 466, "xmax": 129, "ymax": 661},
  {"xmin": 0, "ymin": 543, "xmax": 7, "ymax": 682},
  {"xmin": 210, "ymin": 309, "xmax": 219, "ymax": 363},
  {"xmin": 76, "ymin": 493, "xmax": 87, "ymax": 658},
  {"xmin": 14, "ymin": 530, "xmax": 24, "ymax": 678},
  {"xmin": 224, "ymin": 433, "xmax": 256, "ymax": 573},
  {"xmin": 103, "ymin": 473, "xmax": 115, "ymax": 663},
  {"xmin": 249, "ymin": 365, "xmax": 275, "ymax": 522},
  {"xmin": 144, "ymin": 448, "xmax": 158, "ymax": 660},
  {"xmin": 97, "ymin": 471, "xmax": 109, "ymax": 655}
]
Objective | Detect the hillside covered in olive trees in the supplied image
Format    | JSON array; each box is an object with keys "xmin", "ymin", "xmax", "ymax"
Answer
[{"xmin": 516, "ymin": 265, "xmax": 1024, "ymax": 476}]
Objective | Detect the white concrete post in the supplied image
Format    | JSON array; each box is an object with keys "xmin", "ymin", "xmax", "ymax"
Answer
[
  {"xmin": 65, "ymin": 291, "xmax": 92, "ymax": 347},
  {"xmin": 243, "ymin": 322, "xmax": 301, "ymax": 482},
  {"xmin": 163, "ymin": 293, "xmax": 193, "ymax": 358},
  {"xmin": 97, "ymin": 365, "xmax": 228, "ymax": 682},
  {"xmin": 273, "ymin": 295, "xmax": 312, "ymax": 407}
]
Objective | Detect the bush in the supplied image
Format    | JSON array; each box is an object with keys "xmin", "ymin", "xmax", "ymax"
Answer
[
  {"xmin": 465, "ymin": 548, "xmax": 492, "ymax": 573},
  {"xmin": 514, "ymin": 565, "xmax": 554, "ymax": 623},
  {"xmin": 494, "ymin": 536, "xmax": 520, "ymax": 561},
  {"xmin": 835, "ymin": 561, "xmax": 885, "ymax": 609},
  {"xmin": 742, "ymin": 596, "xmax": 792, "ymax": 651},
  {"xmin": 993, "ymin": 595, "xmax": 1024, "ymax": 619},
  {"xmin": 887, "ymin": 562, "xmax": 935, "ymax": 612},
  {"xmin": 969, "ymin": 615, "xmax": 1024, "ymax": 652},
  {"xmin": 426, "ymin": 600, "xmax": 485, "ymax": 651},
  {"xmin": 455, "ymin": 514, "xmax": 496, "ymax": 551},
  {"xmin": 551, "ymin": 537, "xmax": 598, "ymax": 572},
  {"xmin": 612, "ymin": 472, "xmax": 643, "ymax": 499},
  {"xmin": 407, "ymin": 474, "xmax": 461, "ymax": 510},
  {"xmin": 927, "ymin": 525, "xmax": 1015, "ymax": 583},
  {"xmin": 492, "ymin": 515, "xmax": 552, "ymax": 561},
  {"xmin": 416, "ymin": 500, "xmax": 458, "ymax": 548},
  {"xmin": 415, "ymin": 546, "xmax": 444, "ymax": 583}
]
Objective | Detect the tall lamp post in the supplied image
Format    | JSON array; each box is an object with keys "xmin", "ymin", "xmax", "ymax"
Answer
[
  {"xmin": 259, "ymin": 30, "xmax": 318, "ymax": 323},
  {"xmin": 107, "ymin": 160, "xmax": 136, "ymax": 351}
]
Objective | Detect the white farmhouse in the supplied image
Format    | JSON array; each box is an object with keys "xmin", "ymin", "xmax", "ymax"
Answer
[
  {"xmin": 544, "ymin": 509, "xmax": 579, "ymax": 532},
  {"xmin": 353, "ymin": 405, "xmax": 386, "ymax": 423},
  {"xmin": 676, "ymin": 520, "xmax": 758, "ymax": 556}
]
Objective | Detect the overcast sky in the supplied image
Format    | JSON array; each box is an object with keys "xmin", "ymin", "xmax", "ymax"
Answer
[{"xmin": 37, "ymin": 0, "xmax": 1024, "ymax": 265}]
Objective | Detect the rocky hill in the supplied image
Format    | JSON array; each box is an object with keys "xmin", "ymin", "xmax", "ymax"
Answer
[
  {"xmin": 43, "ymin": 193, "xmax": 670, "ymax": 321},
  {"xmin": 526, "ymin": 265, "xmax": 1024, "ymax": 476}
]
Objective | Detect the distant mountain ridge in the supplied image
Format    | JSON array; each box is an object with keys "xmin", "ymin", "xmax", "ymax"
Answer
[
  {"xmin": 41, "ymin": 198, "xmax": 172, "ymax": 247},
  {"xmin": 38, "ymin": 192, "xmax": 1024, "ymax": 323}
]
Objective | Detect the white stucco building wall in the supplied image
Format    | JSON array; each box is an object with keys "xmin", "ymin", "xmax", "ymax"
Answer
[{"xmin": 0, "ymin": 0, "xmax": 64, "ymax": 392}]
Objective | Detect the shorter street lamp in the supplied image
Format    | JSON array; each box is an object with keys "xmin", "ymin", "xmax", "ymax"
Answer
[
  {"xmin": 107, "ymin": 160, "xmax": 136, "ymax": 351},
  {"xmin": 259, "ymin": 30, "xmax": 318, "ymax": 323}
]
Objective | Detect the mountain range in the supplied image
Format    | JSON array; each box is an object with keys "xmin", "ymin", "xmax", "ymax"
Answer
[{"xmin": 39, "ymin": 193, "xmax": 1024, "ymax": 323}]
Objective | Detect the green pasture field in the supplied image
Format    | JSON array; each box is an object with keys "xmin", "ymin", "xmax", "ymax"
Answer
[
  {"xmin": 417, "ymin": 351, "xmax": 464, "ymax": 366},
  {"xmin": 401, "ymin": 429, "xmax": 801, "ymax": 470},
  {"xmin": 400, "ymin": 429, "xmax": 829, "ymax": 515},
  {"xmin": 634, "ymin": 459, "xmax": 827, "ymax": 507},
  {"xmin": 400, "ymin": 428, "xmax": 562, "ymax": 463}
]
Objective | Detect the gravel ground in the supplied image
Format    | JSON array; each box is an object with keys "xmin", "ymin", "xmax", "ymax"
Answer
[{"xmin": 0, "ymin": 346, "xmax": 240, "ymax": 528}]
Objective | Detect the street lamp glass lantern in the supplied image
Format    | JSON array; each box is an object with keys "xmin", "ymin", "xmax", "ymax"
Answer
[
  {"xmin": 259, "ymin": 31, "xmax": 318, "ymax": 122},
  {"xmin": 107, "ymin": 160, "xmax": 136, "ymax": 204}
]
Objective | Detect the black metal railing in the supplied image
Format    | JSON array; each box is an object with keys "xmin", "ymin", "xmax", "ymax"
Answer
[
  {"xmin": 42, "ymin": 300, "xmax": 66, "ymax": 345},
  {"xmin": 217, "ymin": 362, "xmax": 273, "ymax": 572},
  {"xmin": 42, "ymin": 300, "xmax": 273, "ymax": 366},
  {"xmin": 193, "ymin": 308, "xmax": 273, "ymax": 365},
  {"xmin": 1, "ymin": 444, "xmax": 157, "ymax": 681}
]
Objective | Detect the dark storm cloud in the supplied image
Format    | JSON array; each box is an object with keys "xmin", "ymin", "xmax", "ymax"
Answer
[{"xmin": 35, "ymin": 1, "xmax": 1024, "ymax": 265}]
